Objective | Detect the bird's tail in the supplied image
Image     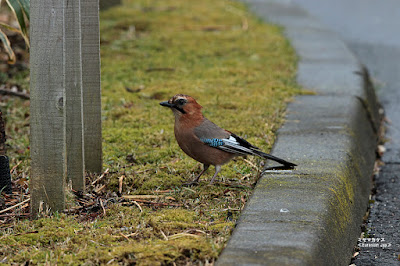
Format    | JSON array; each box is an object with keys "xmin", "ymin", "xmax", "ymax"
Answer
[{"xmin": 253, "ymin": 150, "xmax": 297, "ymax": 168}]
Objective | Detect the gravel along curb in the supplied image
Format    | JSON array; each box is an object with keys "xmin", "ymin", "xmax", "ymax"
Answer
[{"xmin": 217, "ymin": 1, "xmax": 381, "ymax": 265}]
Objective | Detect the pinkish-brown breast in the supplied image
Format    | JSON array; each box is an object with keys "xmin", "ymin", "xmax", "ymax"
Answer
[{"xmin": 174, "ymin": 118, "xmax": 235, "ymax": 166}]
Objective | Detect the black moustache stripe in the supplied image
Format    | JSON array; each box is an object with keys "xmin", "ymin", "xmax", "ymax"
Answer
[{"xmin": 174, "ymin": 106, "xmax": 186, "ymax": 114}]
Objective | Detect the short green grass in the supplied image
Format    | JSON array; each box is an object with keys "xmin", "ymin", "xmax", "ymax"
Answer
[
  {"xmin": 100, "ymin": 0, "xmax": 300, "ymax": 190},
  {"xmin": 0, "ymin": 0, "xmax": 300, "ymax": 264}
]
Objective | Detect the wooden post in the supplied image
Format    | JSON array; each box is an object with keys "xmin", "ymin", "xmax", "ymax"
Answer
[
  {"xmin": 30, "ymin": 0, "xmax": 66, "ymax": 214},
  {"xmin": 30, "ymin": 0, "xmax": 102, "ymax": 216},
  {"xmin": 64, "ymin": 0, "xmax": 85, "ymax": 191},
  {"xmin": 81, "ymin": 0, "xmax": 103, "ymax": 173}
]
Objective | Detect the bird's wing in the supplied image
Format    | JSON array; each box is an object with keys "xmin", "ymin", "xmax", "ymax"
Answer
[
  {"xmin": 195, "ymin": 121, "xmax": 297, "ymax": 167},
  {"xmin": 200, "ymin": 133, "xmax": 297, "ymax": 167},
  {"xmin": 194, "ymin": 118, "xmax": 260, "ymax": 155},
  {"xmin": 202, "ymin": 134, "xmax": 260, "ymax": 155},
  {"xmin": 193, "ymin": 118, "xmax": 231, "ymax": 140}
]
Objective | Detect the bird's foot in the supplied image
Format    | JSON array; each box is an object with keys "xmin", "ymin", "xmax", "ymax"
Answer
[{"xmin": 208, "ymin": 179, "xmax": 217, "ymax": 185}]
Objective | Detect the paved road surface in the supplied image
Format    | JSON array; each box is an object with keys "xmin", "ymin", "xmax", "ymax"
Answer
[{"xmin": 294, "ymin": 1, "xmax": 400, "ymax": 264}]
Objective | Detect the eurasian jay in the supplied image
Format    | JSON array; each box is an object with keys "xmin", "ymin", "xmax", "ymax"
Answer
[{"xmin": 160, "ymin": 94, "xmax": 296, "ymax": 184}]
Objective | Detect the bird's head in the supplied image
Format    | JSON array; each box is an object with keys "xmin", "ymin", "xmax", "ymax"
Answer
[{"xmin": 160, "ymin": 94, "xmax": 203, "ymax": 119}]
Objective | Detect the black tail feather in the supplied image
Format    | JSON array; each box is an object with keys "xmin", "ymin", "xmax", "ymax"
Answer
[{"xmin": 254, "ymin": 150, "xmax": 296, "ymax": 168}]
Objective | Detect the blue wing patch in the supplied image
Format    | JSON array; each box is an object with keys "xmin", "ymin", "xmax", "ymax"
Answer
[{"xmin": 201, "ymin": 138, "xmax": 225, "ymax": 147}]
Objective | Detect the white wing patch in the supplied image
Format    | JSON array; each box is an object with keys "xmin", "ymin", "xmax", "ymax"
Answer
[{"xmin": 217, "ymin": 135, "xmax": 257, "ymax": 156}]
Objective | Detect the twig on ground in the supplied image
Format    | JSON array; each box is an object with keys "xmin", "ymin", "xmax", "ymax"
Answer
[
  {"xmin": 168, "ymin": 232, "xmax": 201, "ymax": 239},
  {"xmin": 100, "ymin": 199, "xmax": 106, "ymax": 216},
  {"xmin": 0, "ymin": 85, "xmax": 30, "ymax": 100},
  {"xmin": 126, "ymin": 198, "xmax": 182, "ymax": 207},
  {"xmin": 243, "ymin": 158, "xmax": 260, "ymax": 171},
  {"xmin": 94, "ymin": 184, "xmax": 106, "ymax": 194},
  {"xmin": 132, "ymin": 200, "xmax": 143, "ymax": 212},
  {"xmin": 125, "ymin": 232, "xmax": 139, "ymax": 238},
  {"xmin": 118, "ymin": 175, "xmax": 125, "ymax": 194},
  {"xmin": 10, "ymin": 161, "xmax": 22, "ymax": 175},
  {"xmin": 240, "ymin": 173, "xmax": 251, "ymax": 180},
  {"xmin": 160, "ymin": 230, "xmax": 168, "ymax": 241},
  {"xmin": 0, "ymin": 198, "xmax": 30, "ymax": 214},
  {"xmin": 119, "ymin": 232, "xmax": 130, "ymax": 241},
  {"xmin": 185, "ymin": 229, "xmax": 207, "ymax": 235},
  {"xmin": 122, "ymin": 195, "xmax": 162, "ymax": 200},
  {"xmin": 113, "ymin": 231, "xmax": 138, "ymax": 239},
  {"xmin": 91, "ymin": 168, "xmax": 109, "ymax": 185},
  {"xmin": 153, "ymin": 190, "xmax": 173, "ymax": 194},
  {"xmin": 0, "ymin": 213, "xmax": 29, "ymax": 218}
]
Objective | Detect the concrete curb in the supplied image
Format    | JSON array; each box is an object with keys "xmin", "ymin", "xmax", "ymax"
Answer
[{"xmin": 217, "ymin": 1, "xmax": 381, "ymax": 265}]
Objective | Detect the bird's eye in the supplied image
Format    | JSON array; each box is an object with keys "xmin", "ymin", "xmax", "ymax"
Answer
[{"xmin": 176, "ymin": 99, "xmax": 186, "ymax": 105}]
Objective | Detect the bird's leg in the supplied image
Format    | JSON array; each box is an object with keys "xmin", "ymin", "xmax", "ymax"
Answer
[
  {"xmin": 185, "ymin": 164, "xmax": 209, "ymax": 185},
  {"xmin": 194, "ymin": 164, "xmax": 210, "ymax": 182},
  {"xmin": 209, "ymin": 165, "xmax": 222, "ymax": 184}
]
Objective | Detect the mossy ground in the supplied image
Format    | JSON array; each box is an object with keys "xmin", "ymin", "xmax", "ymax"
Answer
[{"xmin": 0, "ymin": 0, "xmax": 300, "ymax": 264}]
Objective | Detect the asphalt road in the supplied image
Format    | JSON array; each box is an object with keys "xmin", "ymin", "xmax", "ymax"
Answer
[{"xmin": 294, "ymin": 1, "xmax": 400, "ymax": 264}]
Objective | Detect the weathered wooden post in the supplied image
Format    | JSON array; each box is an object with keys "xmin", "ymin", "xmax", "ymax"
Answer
[
  {"xmin": 81, "ymin": 0, "xmax": 102, "ymax": 173},
  {"xmin": 30, "ymin": 0, "xmax": 102, "ymax": 216},
  {"xmin": 64, "ymin": 0, "xmax": 85, "ymax": 191},
  {"xmin": 30, "ymin": 0, "xmax": 66, "ymax": 215}
]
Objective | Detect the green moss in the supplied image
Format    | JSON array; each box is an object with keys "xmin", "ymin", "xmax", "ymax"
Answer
[{"xmin": 326, "ymin": 163, "xmax": 358, "ymax": 236}]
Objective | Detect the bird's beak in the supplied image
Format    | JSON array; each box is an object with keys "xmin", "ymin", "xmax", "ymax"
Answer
[{"xmin": 160, "ymin": 101, "xmax": 174, "ymax": 108}]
